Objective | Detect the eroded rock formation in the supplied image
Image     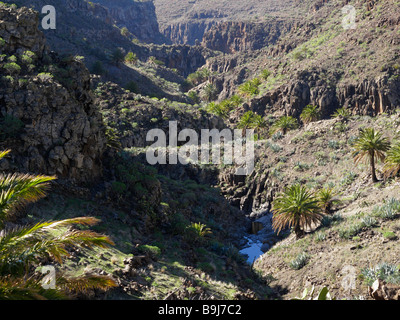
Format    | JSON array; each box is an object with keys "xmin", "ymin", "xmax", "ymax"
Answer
[{"xmin": 0, "ymin": 6, "xmax": 107, "ymax": 182}]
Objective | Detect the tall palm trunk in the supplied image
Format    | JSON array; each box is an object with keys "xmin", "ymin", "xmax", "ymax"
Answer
[{"xmin": 370, "ymin": 151, "xmax": 378, "ymax": 182}]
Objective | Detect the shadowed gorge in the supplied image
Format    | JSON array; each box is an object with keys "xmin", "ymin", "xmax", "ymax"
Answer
[{"xmin": 0, "ymin": 0, "xmax": 400, "ymax": 304}]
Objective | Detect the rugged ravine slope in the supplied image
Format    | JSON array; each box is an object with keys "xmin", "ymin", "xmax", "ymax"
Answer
[
  {"xmin": 0, "ymin": 3, "xmax": 274, "ymax": 300},
  {"xmin": 88, "ymin": 0, "xmax": 168, "ymax": 44},
  {"xmin": 249, "ymin": 112, "xmax": 400, "ymax": 300},
  {"xmin": 154, "ymin": 0, "xmax": 314, "ymax": 46},
  {"xmin": 200, "ymin": 0, "xmax": 400, "ymax": 117},
  {"xmin": 6, "ymin": 0, "xmax": 215, "ymax": 100},
  {"xmin": 0, "ymin": 5, "xmax": 107, "ymax": 182},
  {"xmin": 3, "ymin": 0, "xmax": 400, "ymax": 302}
]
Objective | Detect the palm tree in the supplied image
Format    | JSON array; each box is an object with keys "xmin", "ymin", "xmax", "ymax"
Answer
[
  {"xmin": 272, "ymin": 185, "xmax": 324, "ymax": 239},
  {"xmin": 383, "ymin": 142, "xmax": 400, "ymax": 179},
  {"xmin": 316, "ymin": 187, "xmax": 341, "ymax": 215},
  {"xmin": 352, "ymin": 128, "xmax": 390, "ymax": 183},
  {"xmin": 0, "ymin": 150, "xmax": 116, "ymax": 299},
  {"xmin": 238, "ymin": 78, "xmax": 261, "ymax": 98},
  {"xmin": 229, "ymin": 95, "xmax": 244, "ymax": 108},
  {"xmin": 201, "ymin": 83, "xmax": 218, "ymax": 102},
  {"xmin": 270, "ymin": 116, "xmax": 298, "ymax": 135},
  {"xmin": 237, "ymin": 111, "xmax": 256, "ymax": 130},
  {"xmin": 124, "ymin": 51, "xmax": 138, "ymax": 65},
  {"xmin": 300, "ymin": 104, "xmax": 320, "ymax": 124},
  {"xmin": 332, "ymin": 107, "xmax": 351, "ymax": 121},
  {"xmin": 206, "ymin": 102, "xmax": 229, "ymax": 119},
  {"xmin": 252, "ymin": 114, "xmax": 268, "ymax": 137}
]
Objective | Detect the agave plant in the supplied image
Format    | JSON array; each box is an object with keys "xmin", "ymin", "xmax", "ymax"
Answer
[
  {"xmin": 300, "ymin": 104, "xmax": 320, "ymax": 124},
  {"xmin": 352, "ymin": 128, "xmax": 390, "ymax": 183},
  {"xmin": 0, "ymin": 150, "xmax": 116, "ymax": 299},
  {"xmin": 272, "ymin": 185, "xmax": 323, "ymax": 239},
  {"xmin": 383, "ymin": 142, "xmax": 400, "ymax": 179}
]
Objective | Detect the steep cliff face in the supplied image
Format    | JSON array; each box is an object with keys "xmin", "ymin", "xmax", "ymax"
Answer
[
  {"xmin": 154, "ymin": 0, "xmax": 311, "ymax": 46},
  {"xmin": 162, "ymin": 21, "xmax": 215, "ymax": 46},
  {"xmin": 0, "ymin": 5, "xmax": 107, "ymax": 182},
  {"xmin": 245, "ymin": 70, "xmax": 400, "ymax": 121},
  {"xmin": 201, "ymin": 19, "xmax": 295, "ymax": 53},
  {"xmin": 90, "ymin": 0, "xmax": 167, "ymax": 44}
]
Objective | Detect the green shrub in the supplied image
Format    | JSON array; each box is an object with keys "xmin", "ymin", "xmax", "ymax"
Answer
[
  {"xmin": 197, "ymin": 262, "xmax": 215, "ymax": 274},
  {"xmin": 332, "ymin": 107, "xmax": 351, "ymax": 120},
  {"xmin": 20, "ymin": 51, "xmax": 36, "ymax": 65},
  {"xmin": 3, "ymin": 62, "xmax": 21, "ymax": 75},
  {"xmin": 260, "ymin": 69, "xmax": 271, "ymax": 80},
  {"xmin": 300, "ymin": 105, "xmax": 320, "ymax": 124},
  {"xmin": 361, "ymin": 216, "xmax": 377, "ymax": 228},
  {"xmin": 187, "ymin": 68, "xmax": 210, "ymax": 86},
  {"xmin": 373, "ymin": 198, "xmax": 400, "ymax": 220},
  {"xmin": 187, "ymin": 91, "xmax": 200, "ymax": 104},
  {"xmin": 314, "ymin": 232, "xmax": 326, "ymax": 242},
  {"xmin": 269, "ymin": 143, "xmax": 283, "ymax": 153},
  {"xmin": 37, "ymin": 72, "xmax": 53, "ymax": 81},
  {"xmin": 138, "ymin": 244, "xmax": 161, "ymax": 258},
  {"xmin": 382, "ymin": 231, "xmax": 397, "ymax": 240},
  {"xmin": 184, "ymin": 222, "xmax": 212, "ymax": 244}
]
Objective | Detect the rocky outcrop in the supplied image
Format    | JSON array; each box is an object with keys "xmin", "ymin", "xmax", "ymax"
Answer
[
  {"xmin": 0, "ymin": 6, "xmax": 107, "ymax": 182},
  {"xmin": 247, "ymin": 70, "xmax": 400, "ymax": 119},
  {"xmin": 162, "ymin": 21, "xmax": 216, "ymax": 46},
  {"xmin": 219, "ymin": 167, "xmax": 277, "ymax": 214},
  {"xmin": 146, "ymin": 44, "xmax": 217, "ymax": 78},
  {"xmin": 202, "ymin": 20, "xmax": 295, "ymax": 54}
]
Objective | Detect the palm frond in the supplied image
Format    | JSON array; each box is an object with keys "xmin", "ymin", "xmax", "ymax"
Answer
[
  {"xmin": 0, "ymin": 276, "xmax": 66, "ymax": 300},
  {"xmin": 0, "ymin": 173, "xmax": 56, "ymax": 224},
  {"xmin": 352, "ymin": 128, "xmax": 390, "ymax": 164},
  {"xmin": 0, "ymin": 217, "xmax": 114, "ymax": 274},
  {"xmin": 384, "ymin": 142, "xmax": 400, "ymax": 178},
  {"xmin": 57, "ymin": 274, "xmax": 117, "ymax": 294},
  {"xmin": 0, "ymin": 150, "xmax": 11, "ymax": 161}
]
